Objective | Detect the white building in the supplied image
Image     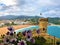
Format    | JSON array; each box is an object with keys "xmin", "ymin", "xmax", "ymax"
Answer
[
  {"xmin": 0, "ymin": 23, "xmax": 5, "ymax": 26},
  {"xmin": 14, "ymin": 21, "xmax": 29, "ymax": 25}
]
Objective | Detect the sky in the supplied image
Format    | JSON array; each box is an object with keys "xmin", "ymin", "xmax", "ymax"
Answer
[{"xmin": 0, "ymin": 0, "xmax": 60, "ymax": 17}]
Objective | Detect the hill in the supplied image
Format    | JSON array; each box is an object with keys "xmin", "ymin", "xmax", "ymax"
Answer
[
  {"xmin": 0, "ymin": 15, "xmax": 60, "ymax": 25},
  {"xmin": 48, "ymin": 17, "xmax": 60, "ymax": 25}
]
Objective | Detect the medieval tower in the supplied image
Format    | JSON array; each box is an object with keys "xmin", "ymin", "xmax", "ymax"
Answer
[{"xmin": 39, "ymin": 18, "xmax": 48, "ymax": 33}]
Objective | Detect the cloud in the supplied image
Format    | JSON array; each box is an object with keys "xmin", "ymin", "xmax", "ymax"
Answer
[
  {"xmin": 43, "ymin": 10, "xmax": 60, "ymax": 17},
  {"xmin": 0, "ymin": 0, "xmax": 16, "ymax": 6},
  {"xmin": 0, "ymin": 0, "xmax": 60, "ymax": 17}
]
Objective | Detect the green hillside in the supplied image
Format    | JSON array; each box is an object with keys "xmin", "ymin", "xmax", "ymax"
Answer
[{"xmin": 48, "ymin": 17, "xmax": 60, "ymax": 25}]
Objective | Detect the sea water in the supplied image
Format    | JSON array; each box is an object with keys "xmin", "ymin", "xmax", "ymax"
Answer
[
  {"xmin": 15, "ymin": 25, "xmax": 60, "ymax": 38},
  {"xmin": 47, "ymin": 26, "xmax": 60, "ymax": 38}
]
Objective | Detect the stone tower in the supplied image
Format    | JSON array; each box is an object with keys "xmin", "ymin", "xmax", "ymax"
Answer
[{"xmin": 39, "ymin": 18, "xmax": 48, "ymax": 33}]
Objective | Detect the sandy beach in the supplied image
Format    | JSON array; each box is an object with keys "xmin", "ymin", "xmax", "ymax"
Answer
[{"xmin": 0, "ymin": 25, "xmax": 32, "ymax": 36}]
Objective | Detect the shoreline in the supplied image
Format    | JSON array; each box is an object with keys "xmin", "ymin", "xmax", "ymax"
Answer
[
  {"xmin": 49, "ymin": 23, "xmax": 60, "ymax": 26},
  {"xmin": 0, "ymin": 24, "xmax": 60, "ymax": 37}
]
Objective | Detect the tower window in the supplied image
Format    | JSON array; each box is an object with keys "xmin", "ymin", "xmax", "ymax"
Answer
[{"xmin": 43, "ymin": 28, "xmax": 45, "ymax": 31}]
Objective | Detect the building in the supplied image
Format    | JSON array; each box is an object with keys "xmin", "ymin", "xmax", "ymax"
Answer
[
  {"xmin": 14, "ymin": 21, "xmax": 29, "ymax": 25},
  {"xmin": 39, "ymin": 18, "xmax": 48, "ymax": 33},
  {"xmin": 0, "ymin": 23, "xmax": 5, "ymax": 27}
]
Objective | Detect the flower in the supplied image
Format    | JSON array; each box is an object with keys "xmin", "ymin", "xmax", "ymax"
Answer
[
  {"xmin": 3, "ymin": 38, "xmax": 10, "ymax": 44},
  {"xmin": 27, "ymin": 30, "xmax": 32, "ymax": 39},
  {"xmin": 30, "ymin": 38, "xmax": 35, "ymax": 43},
  {"xmin": 26, "ymin": 30, "xmax": 32, "ymax": 41},
  {"xmin": 27, "ymin": 30, "xmax": 32, "ymax": 36},
  {"xmin": 27, "ymin": 35, "xmax": 31, "ymax": 39},
  {"xmin": 18, "ymin": 40, "xmax": 27, "ymax": 45},
  {"xmin": 10, "ymin": 32, "xmax": 14, "ymax": 36},
  {"xmin": 22, "ymin": 31, "xmax": 27, "ymax": 36},
  {"xmin": 10, "ymin": 38, "xmax": 17, "ymax": 44},
  {"xmin": 27, "ymin": 30, "xmax": 32, "ymax": 33},
  {"xmin": 6, "ymin": 32, "xmax": 10, "ymax": 35},
  {"xmin": 11, "ymin": 40, "xmax": 16, "ymax": 44},
  {"xmin": 3, "ymin": 37, "xmax": 9, "ymax": 42},
  {"xmin": 7, "ymin": 26, "xmax": 14, "ymax": 32},
  {"xmin": 36, "ymin": 29, "xmax": 40, "ymax": 34}
]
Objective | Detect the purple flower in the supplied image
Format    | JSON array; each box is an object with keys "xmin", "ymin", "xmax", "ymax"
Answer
[
  {"xmin": 27, "ymin": 30, "xmax": 32, "ymax": 33},
  {"xmin": 36, "ymin": 29, "xmax": 40, "ymax": 34},
  {"xmin": 18, "ymin": 40, "xmax": 27, "ymax": 45},
  {"xmin": 20, "ymin": 41, "xmax": 25, "ymax": 45},
  {"xmin": 10, "ymin": 38, "xmax": 17, "ymax": 44},
  {"xmin": 26, "ymin": 31, "xmax": 32, "ymax": 39},
  {"xmin": 6, "ymin": 38, "xmax": 10, "ymax": 42},
  {"xmin": 6, "ymin": 32, "xmax": 10, "ymax": 35},
  {"xmin": 27, "ymin": 30, "xmax": 32, "ymax": 37},
  {"xmin": 30, "ymin": 38, "xmax": 35, "ymax": 43},
  {"xmin": 10, "ymin": 32, "xmax": 14, "ymax": 36},
  {"xmin": 22, "ymin": 31, "xmax": 27, "ymax": 36},
  {"xmin": 27, "ymin": 35, "xmax": 31, "ymax": 39},
  {"xmin": 7, "ymin": 26, "xmax": 14, "ymax": 31},
  {"xmin": 11, "ymin": 40, "xmax": 16, "ymax": 44}
]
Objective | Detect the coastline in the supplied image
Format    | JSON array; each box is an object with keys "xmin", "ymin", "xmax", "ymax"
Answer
[
  {"xmin": 0, "ymin": 24, "xmax": 60, "ymax": 37},
  {"xmin": 49, "ymin": 23, "xmax": 60, "ymax": 26}
]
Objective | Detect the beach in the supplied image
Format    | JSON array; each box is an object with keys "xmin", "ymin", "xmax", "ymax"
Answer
[{"xmin": 0, "ymin": 25, "xmax": 32, "ymax": 36}]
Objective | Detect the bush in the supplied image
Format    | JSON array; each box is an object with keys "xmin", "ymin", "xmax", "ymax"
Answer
[{"xmin": 26, "ymin": 36, "xmax": 47, "ymax": 45}]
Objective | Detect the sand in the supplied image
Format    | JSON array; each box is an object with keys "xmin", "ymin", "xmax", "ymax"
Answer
[{"xmin": 0, "ymin": 25, "xmax": 32, "ymax": 36}]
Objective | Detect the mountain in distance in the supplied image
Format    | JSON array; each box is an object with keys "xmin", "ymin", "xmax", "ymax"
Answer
[
  {"xmin": 0, "ymin": 15, "xmax": 41, "ymax": 20},
  {"xmin": 0, "ymin": 15, "xmax": 60, "ymax": 25},
  {"xmin": 0, "ymin": 15, "xmax": 17, "ymax": 20},
  {"xmin": 48, "ymin": 17, "xmax": 60, "ymax": 25}
]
